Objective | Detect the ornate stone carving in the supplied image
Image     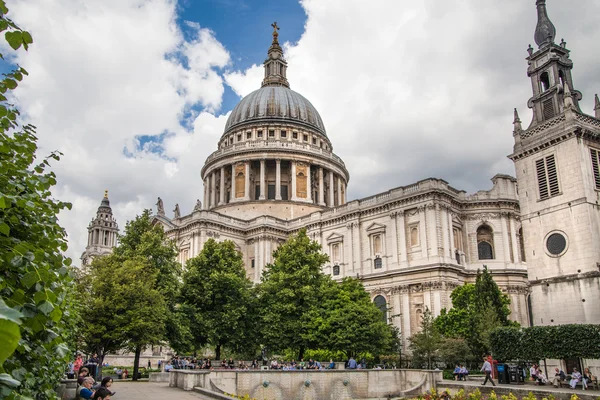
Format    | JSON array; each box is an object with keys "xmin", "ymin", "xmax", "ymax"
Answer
[
  {"xmin": 173, "ymin": 204, "xmax": 180, "ymax": 219},
  {"xmin": 193, "ymin": 199, "xmax": 202, "ymax": 212},
  {"xmin": 156, "ymin": 197, "xmax": 165, "ymax": 216}
]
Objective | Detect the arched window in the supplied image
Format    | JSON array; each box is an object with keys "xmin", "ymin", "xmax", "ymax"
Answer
[
  {"xmin": 374, "ymin": 257, "xmax": 382, "ymax": 269},
  {"xmin": 373, "ymin": 295, "xmax": 387, "ymax": 322},
  {"xmin": 333, "ymin": 264, "xmax": 340, "ymax": 276},
  {"xmin": 477, "ymin": 225, "xmax": 495, "ymax": 260},
  {"xmin": 540, "ymin": 72, "xmax": 550, "ymax": 92},
  {"xmin": 558, "ymin": 70, "xmax": 565, "ymax": 88},
  {"xmin": 372, "ymin": 235, "xmax": 382, "ymax": 254},
  {"xmin": 410, "ymin": 225, "xmax": 419, "ymax": 246}
]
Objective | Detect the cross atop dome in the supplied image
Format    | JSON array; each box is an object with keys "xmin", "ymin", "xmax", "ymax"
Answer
[{"xmin": 262, "ymin": 22, "xmax": 290, "ymax": 88}]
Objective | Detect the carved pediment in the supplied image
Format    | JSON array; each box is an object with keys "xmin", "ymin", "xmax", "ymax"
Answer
[
  {"xmin": 326, "ymin": 232, "xmax": 344, "ymax": 243},
  {"xmin": 365, "ymin": 222, "xmax": 386, "ymax": 234}
]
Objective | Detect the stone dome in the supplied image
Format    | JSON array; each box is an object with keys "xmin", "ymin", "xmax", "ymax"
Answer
[{"xmin": 223, "ymin": 86, "xmax": 327, "ymax": 137}]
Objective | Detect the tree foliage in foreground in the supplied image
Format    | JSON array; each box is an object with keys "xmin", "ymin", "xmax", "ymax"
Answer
[
  {"xmin": 435, "ymin": 266, "xmax": 515, "ymax": 357},
  {"xmin": 78, "ymin": 210, "xmax": 180, "ymax": 380},
  {"xmin": 179, "ymin": 239, "xmax": 257, "ymax": 360},
  {"xmin": 0, "ymin": 2, "xmax": 76, "ymax": 398},
  {"xmin": 257, "ymin": 229, "xmax": 330, "ymax": 360},
  {"xmin": 409, "ymin": 307, "xmax": 442, "ymax": 369},
  {"xmin": 302, "ymin": 277, "xmax": 398, "ymax": 358}
]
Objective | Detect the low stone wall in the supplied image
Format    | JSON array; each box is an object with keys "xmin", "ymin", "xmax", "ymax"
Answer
[
  {"xmin": 149, "ymin": 372, "xmax": 170, "ymax": 382},
  {"xmin": 169, "ymin": 369, "xmax": 442, "ymax": 399}
]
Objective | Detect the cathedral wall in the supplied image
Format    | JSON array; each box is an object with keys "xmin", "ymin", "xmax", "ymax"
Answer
[{"xmin": 530, "ymin": 276, "xmax": 600, "ymax": 325}]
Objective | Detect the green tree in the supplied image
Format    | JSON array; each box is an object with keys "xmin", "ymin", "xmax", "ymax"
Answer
[
  {"xmin": 80, "ymin": 255, "xmax": 167, "ymax": 378},
  {"xmin": 0, "ymin": 2, "xmax": 75, "ymax": 398},
  {"xmin": 257, "ymin": 229, "xmax": 329, "ymax": 359},
  {"xmin": 435, "ymin": 266, "xmax": 514, "ymax": 357},
  {"xmin": 77, "ymin": 210, "xmax": 181, "ymax": 380},
  {"xmin": 302, "ymin": 277, "xmax": 396, "ymax": 359},
  {"xmin": 179, "ymin": 239, "xmax": 257, "ymax": 360},
  {"xmin": 409, "ymin": 307, "xmax": 442, "ymax": 369}
]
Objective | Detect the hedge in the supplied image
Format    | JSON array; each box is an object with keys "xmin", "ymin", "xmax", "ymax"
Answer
[{"xmin": 490, "ymin": 324, "xmax": 600, "ymax": 361}]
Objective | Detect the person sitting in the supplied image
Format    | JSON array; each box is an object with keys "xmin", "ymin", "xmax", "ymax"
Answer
[
  {"xmin": 92, "ymin": 387, "xmax": 111, "ymax": 400},
  {"xmin": 347, "ymin": 357, "xmax": 358, "ymax": 369},
  {"xmin": 552, "ymin": 368, "xmax": 566, "ymax": 387},
  {"xmin": 78, "ymin": 377, "xmax": 95, "ymax": 400},
  {"xmin": 459, "ymin": 365, "xmax": 469, "ymax": 381},
  {"xmin": 228, "ymin": 358, "xmax": 234, "ymax": 369},
  {"xmin": 453, "ymin": 364, "xmax": 461, "ymax": 381},
  {"xmin": 122, "ymin": 369, "xmax": 128, "ymax": 379},
  {"xmin": 307, "ymin": 359, "xmax": 316, "ymax": 369},
  {"xmin": 530, "ymin": 364, "xmax": 538, "ymax": 382},
  {"xmin": 100, "ymin": 377, "xmax": 115, "ymax": 396},
  {"xmin": 536, "ymin": 368, "xmax": 548, "ymax": 385},
  {"xmin": 570, "ymin": 368, "xmax": 582, "ymax": 389},
  {"xmin": 583, "ymin": 367, "xmax": 595, "ymax": 390},
  {"xmin": 327, "ymin": 359, "xmax": 335, "ymax": 370},
  {"xmin": 221, "ymin": 359, "xmax": 227, "ymax": 368}
]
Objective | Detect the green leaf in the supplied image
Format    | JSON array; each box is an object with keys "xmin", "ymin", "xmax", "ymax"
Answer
[
  {"xmin": 4, "ymin": 78, "xmax": 17, "ymax": 89},
  {"xmin": 0, "ymin": 299, "xmax": 23, "ymax": 324},
  {"xmin": 5, "ymin": 30, "xmax": 23, "ymax": 50},
  {"xmin": 0, "ymin": 319, "xmax": 21, "ymax": 364},
  {"xmin": 38, "ymin": 301, "xmax": 54, "ymax": 315},
  {"xmin": 22, "ymin": 31, "xmax": 33, "ymax": 44},
  {"xmin": 0, "ymin": 222, "xmax": 8, "ymax": 236},
  {"xmin": 0, "ymin": 373, "xmax": 21, "ymax": 389},
  {"xmin": 21, "ymin": 271, "xmax": 38, "ymax": 289}
]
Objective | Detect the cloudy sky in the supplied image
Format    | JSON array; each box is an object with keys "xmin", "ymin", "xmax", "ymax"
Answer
[{"xmin": 5, "ymin": 0, "xmax": 600, "ymax": 264}]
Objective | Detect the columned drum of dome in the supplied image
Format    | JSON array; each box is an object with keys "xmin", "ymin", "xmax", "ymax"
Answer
[{"xmin": 201, "ymin": 23, "xmax": 349, "ymax": 220}]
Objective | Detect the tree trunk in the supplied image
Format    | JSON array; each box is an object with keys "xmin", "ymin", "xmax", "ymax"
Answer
[
  {"xmin": 298, "ymin": 347, "xmax": 305, "ymax": 361},
  {"xmin": 216, "ymin": 344, "xmax": 221, "ymax": 361},
  {"xmin": 98, "ymin": 352, "xmax": 105, "ymax": 380},
  {"xmin": 133, "ymin": 346, "xmax": 141, "ymax": 381}
]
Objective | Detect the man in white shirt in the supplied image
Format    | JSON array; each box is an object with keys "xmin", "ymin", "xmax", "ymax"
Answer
[{"xmin": 480, "ymin": 356, "xmax": 496, "ymax": 386}]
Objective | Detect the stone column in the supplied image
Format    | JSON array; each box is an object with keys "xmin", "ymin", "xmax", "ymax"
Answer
[
  {"xmin": 291, "ymin": 161, "xmax": 297, "ymax": 201},
  {"xmin": 244, "ymin": 161, "xmax": 250, "ymax": 201},
  {"xmin": 441, "ymin": 206, "xmax": 450, "ymax": 259},
  {"xmin": 329, "ymin": 171, "xmax": 335, "ymax": 206},
  {"xmin": 427, "ymin": 204, "xmax": 438, "ymax": 257},
  {"xmin": 509, "ymin": 216, "xmax": 520, "ymax": 263},
  {"xmin": 502, "ymin": 214, "xmax": 512, "ymax": 263},
  {"xmin": 203, "ymin": 178, "xmax": 208, "ymax": 209},
  {"xmin": 419, "ymin": 206, "xmax": 428, "ymax": 257},
  {"xmin": 275, "ymin": 159, "xmax": 282, "ymax": 200},
  {"xmin": 259, "ymin": 159, "xmax": 266, "ymax": 200},
  {"xmin": 254, "ymin": 239, "xmax": 260, "ymax": 282},
  {"xmin": 211, "ymin": 170, "xmax": 217, "ymax": 207},
  {"xmin": 219, "ymin": 167, "xmax": 225, "ymax": 205},
  {"xmin": 402, "ymin": 290, "xmax": 411, "ymax": 345},
  {"xmin": 390, "ymin": 212, "xmax": 399, "ymax": 264},
  {"xmin": 231, "ymin": 164, "xmax": 236, "ymax": 202},
  {"xmin": 398, "ymin": 211, "xmax": 407, "ymax": 264},
  {"xmin": 448, "ymin": 211, "xmax": 455, "ymax": 252},
  {"xmin": 337, "ymin": 176, "xmax": 342, "ymax": 206},
  {"xmin": 306, "ymin": 164, "xmax": 312, "ymax": 203},
  {"xmin": 318, "ymin": 167, "xmax": 325, "ymax": 206},
  {"xmin": 346, "ymin": 222, "xmax": 354, "ymax": 273},
  {"xmin": 266, "ymin": 238, "xmax": 272, "ymax": 264}
]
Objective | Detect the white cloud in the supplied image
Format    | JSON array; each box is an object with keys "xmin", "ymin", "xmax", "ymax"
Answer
[
  {"xmin": 224, "ymin": 64, "xmax": 263, "ymax": 97},
  {"xmin": 8, "ymin": 0, "xmax": 229, "ymax": 263}
]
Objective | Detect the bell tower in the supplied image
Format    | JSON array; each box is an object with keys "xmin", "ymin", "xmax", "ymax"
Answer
[
  {"xmin": 526, "ymin": 0, "xmax": 582, "ymax": 127},
  {"xmin": 80, "ymin": 190, "xmax": 119, "ymax": 266},
  {"xmin": 510, "ymin": 1, "xmax": 600, "ymax": 326}
]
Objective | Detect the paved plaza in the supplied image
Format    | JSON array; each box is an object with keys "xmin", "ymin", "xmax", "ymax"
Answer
[{"xmin": 111, "ymin": 381, "xmax": 211, "ymax": 400}]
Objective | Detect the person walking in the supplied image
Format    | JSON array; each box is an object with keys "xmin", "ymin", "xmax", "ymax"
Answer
[{"xmin": 481, "ymin": 356, "xmax": 496, "ymax": 386}]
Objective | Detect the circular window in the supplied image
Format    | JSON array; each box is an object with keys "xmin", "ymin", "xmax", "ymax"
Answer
[{"xmin": 546, "ymin": 232, "xmax": 567, "ymax": 256}]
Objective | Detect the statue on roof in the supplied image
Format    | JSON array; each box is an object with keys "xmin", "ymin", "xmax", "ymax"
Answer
[
  {"xmin": 193, "ymin": 199, "xmax": 202, "ymax": 212},
  {"xmin": 156, "ymin": 197, "xmax": 165, "ymax": 216},
  {"xmin": 173, "ymin": 203, "xmax": 181, "ymax": 219}
]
